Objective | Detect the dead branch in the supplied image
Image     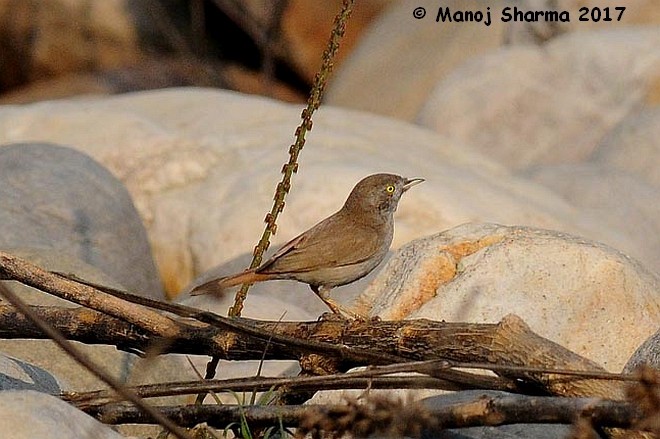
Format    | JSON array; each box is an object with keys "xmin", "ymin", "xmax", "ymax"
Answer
[
  {"xmin": 0, "ymin": 286, "xmax": 629, "ymax": 403},
  {"xmin": 63, "ymin": 361, "xmax": 522, "ymax": 411},
  {"xmin": 88, "ymin": 396, "xmax": 647, "ymax": 432},
  {"xmin": 0, "ymin": 276, "xmax": 191, "ymax": 439},
  {"xmin": 1, "ymin": 250, "xmax": 655, "ymax": 438},
  {"xmin": 0, "ymin": 252, "xmax": 179, "ymax": 338}
]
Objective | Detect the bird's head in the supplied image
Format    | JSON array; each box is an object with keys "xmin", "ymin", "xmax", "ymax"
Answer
[{"xmin": 343, "ymin": 173, "xmax": 424, "ymax": 219}]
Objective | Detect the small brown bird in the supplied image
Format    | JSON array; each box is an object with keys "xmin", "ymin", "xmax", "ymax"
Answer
[{"xmin": 191, "ymin": 173, "xmax": 424, "ymax": 316}]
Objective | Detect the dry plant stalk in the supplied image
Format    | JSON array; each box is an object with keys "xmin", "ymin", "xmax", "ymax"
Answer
[
  {"xmin": 228, "ymin": 0, "xmax": 355, "ymax": 317},
  {"xmin": 197, "ymin": 0, "xmax": 356, "ymax": 404}
]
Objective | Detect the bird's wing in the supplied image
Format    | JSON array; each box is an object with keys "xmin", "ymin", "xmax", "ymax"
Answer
[{"xmin": 257, "ymin": 214, "xmax": 382, "ymax": 275}]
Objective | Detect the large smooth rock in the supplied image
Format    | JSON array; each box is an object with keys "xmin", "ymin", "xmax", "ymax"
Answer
[
  {"xmin": 524, "ymin": 163, "xmax": 660, "ymax": 269},
  {"xmin": 417, "ymin": 29, "xmax": 660, "ymax": 170},
  {"xmin": 593, "ymin": 107, "xmax": 660, "ymax": 189},
  {"xmin": 326, "ymin": 0, "xmax": 509, "ymax": 121},
  {"xmin": 356, "ymin": 223, "xmax": 660, "ymax": 371},
  {"xmin": 0, "ymin": 143, "xmax": 163, "ymax": 298},
  {"xmin": 0, "ymin": 143, "xmax": 191, "ymax": 396},
  {"xmin": 0, "ymin": 390, "xmax": 125, "ymax": 439}
]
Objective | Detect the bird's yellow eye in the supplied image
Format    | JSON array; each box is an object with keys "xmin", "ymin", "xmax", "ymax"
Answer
[{"xmin": 385, "ymin": 184, "xmax": 395, "ymax": 193}]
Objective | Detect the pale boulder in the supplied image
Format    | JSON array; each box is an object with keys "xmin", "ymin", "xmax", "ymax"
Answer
[
  {"xmin": 0, "ymin": 88, "xmax": 580, "ymax": 297},
  {"xmin": 417, "ymin": 29, "xmax": 660, "ymax": 170},
  {"xmin": 593, "ymin": 107, "xmax": 660, "ymax": 189},
  {"xmin": 326, "ymin": 1, "xmax": 660, "ymax": 122},
  {"xmin": 524, "ymin": 162, "xmax": 660, "ymax": 269},
  {"xmin": 356, "ymin": 223, "xmax": 660, "ymax": 371},
  {"xmin": 325, "ymin": 0, "xmax": 509, "ymax": 121}
]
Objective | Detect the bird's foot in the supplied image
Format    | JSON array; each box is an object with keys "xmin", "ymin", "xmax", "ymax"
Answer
[{"xmin": 312, "ymin": 286, "xmax": 366, "ymax": 320}]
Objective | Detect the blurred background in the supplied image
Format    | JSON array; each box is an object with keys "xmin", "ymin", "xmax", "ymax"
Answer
[{"xmin": 0, "ymin": 0, "xmax": 389, "ymax": 104}]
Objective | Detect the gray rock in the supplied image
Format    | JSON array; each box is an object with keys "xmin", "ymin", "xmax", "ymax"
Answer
[
  {"xmin": 0, "ymin": 353, "xmax": 60, "ymax": 394},
  {"xmin": 0, "ymin": 390, "xmax": 125, "ymax": 439},
  {"xmin": 0, "ymin": 143, "xmax": 195, "ymax": 396},
  {"xmin": 0, "ymin": 142, "xmax": 163, "ymax": 298},
  {"xmin": 624, "ymin": 327, "xmax": 660, "ymax": 372}
]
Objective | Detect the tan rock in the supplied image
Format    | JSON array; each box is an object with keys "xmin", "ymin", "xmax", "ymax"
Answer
[
  {"xmin": 593, "ymin": 107, "xmax": 660, "ymax": 189},
  {"xmin": 325, "ymin": 0, "xmax": 509, "ymax": 121},
  {"xmin": 0, "ymin": 0, "xmax": 139, "ymax": 89},
  {"xmin": 356, "ymin": 223, "xmax": 660, "ymax": 371},
  {"xmin": 524, "ymin": 162, "xmax": 660, "ymax": 269},
  {"xmin": 417, "ymin": 29, "xmax": 660, "ymax": 170},
  {"xmin": 281, "ymin": 0, "xmax": 390, "ymax": 84}
]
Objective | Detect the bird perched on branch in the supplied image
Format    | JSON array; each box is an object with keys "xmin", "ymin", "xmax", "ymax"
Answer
[{"xmin": 191, "ymin": 173, "xmax": 424, "ymax": 317}]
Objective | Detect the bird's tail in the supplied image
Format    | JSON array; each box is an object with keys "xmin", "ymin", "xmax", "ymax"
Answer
[{"xmin": 189, "ymin": 268, "xmax": 270, "ymax": 296}]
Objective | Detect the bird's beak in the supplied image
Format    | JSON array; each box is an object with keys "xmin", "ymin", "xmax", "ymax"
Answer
[{"xmin": 402, "ymin": 177, "xmax": 425, "ymax": 192}]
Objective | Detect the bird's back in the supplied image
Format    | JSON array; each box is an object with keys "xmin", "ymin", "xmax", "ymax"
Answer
[{"xmin": 257, "ymin": 208, "xmax": 392, "ymax": 287}]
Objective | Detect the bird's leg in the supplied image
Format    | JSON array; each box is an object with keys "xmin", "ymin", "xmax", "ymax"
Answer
[{"xmin": 311, "ymin": 285, "xmax": 364, "ymax": 320}]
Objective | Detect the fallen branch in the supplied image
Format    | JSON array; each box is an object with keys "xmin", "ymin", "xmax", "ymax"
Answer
[
  {"xmin": 90, "ymin": 396, "xmax": 647, "ymax": 432},
  {"xmin": 1, "ymin": 250, "xmax": 656, "ymax": 438},
  {"xmin": 63, "ymin": 361, "xmax": 523, "ymax": 411}
]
